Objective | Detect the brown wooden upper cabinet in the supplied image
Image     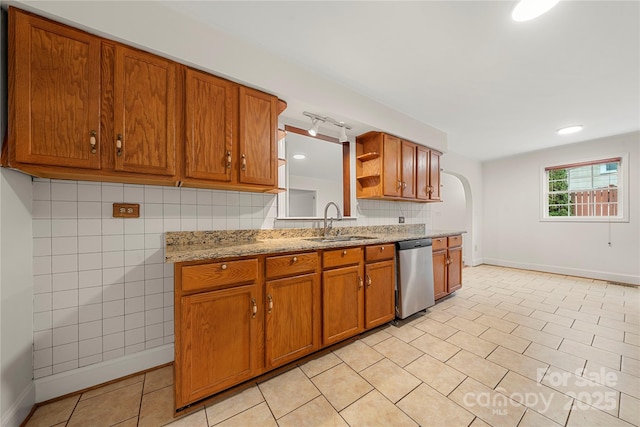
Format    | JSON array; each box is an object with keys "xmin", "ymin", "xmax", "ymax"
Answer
[
  {"xmin": 110, "ymin": 45, "xmax": 178, "ymax": 177},
  {"xmin": 238, "ymin": 87, "xmax": 278, "ymax": 188},
  {"xmin": 182, "ymin": 74, "xmax": 278, "ymax": 191},
  {"xmin": 7, "ymin": 8, "xmax": 102, "ymax": 171},
  {"xmin": 356, "ymin": 131, "xmax": 441, "ymax": 202},
  {"xmin": 183, "ymin": 69, "xmax": 237, "ymax": 183},
  {"xmin": 3, "ymin": 8, "xmax": 283, "ymax": 192},
  {"xmin": 416, "ymin": 145, "xmax": 441, "ymax": 201}
]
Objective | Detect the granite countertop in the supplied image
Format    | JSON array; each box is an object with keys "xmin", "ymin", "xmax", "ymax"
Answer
[{"xmin": 165, "ymin": 224, "xmax": 465, "ymax": 263}]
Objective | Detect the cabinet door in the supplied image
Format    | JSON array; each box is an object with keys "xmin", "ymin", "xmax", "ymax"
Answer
[
  {"xmin": 177, "ymin": 284, "xmax": 259, "ymax": 408},
  {"xmin": 322, "ymin": 265, "xmax": 364, "ymax": 345},
  {"xmin": 184, "ymin": 69, "xmax": 237, "ymax": 182},
  {"xmin": 365, "ymin": 260, "xmax": 395, "ymax": 329},
  {"xmin": 433, "ymin": 250, "xmax": 448, "ymax": 300},
  {"xmin": 382, "ymin": 134, "xmax": 402, "ymax": 197},
  {"xmin": 447, "ymin": 246, "xmax": 463, "ymax": 294},
  {"xmin": 113, "ymin": 45, "xmax": 177, "ymax": 176},
  {"xmin": 429, "ymin": 150, "xmax": 441, "ymax": 201},
  {"xmin": 265, "ymin": 273, "xmax": 320, "ymax": 369},
  {"xmin": 416, "ymin": 146, "xmax": 429, "ymax": 200},
  {"xmin": 401, "ymin": 140, "xmax": 416, "ymax": 198},
  {"xmin": 238, "ymin": 86, "xmax": 277, "ymax": 186},
  {"xmin": 10, "ymin": 8, "xmax": 101, "ymax": 169}
]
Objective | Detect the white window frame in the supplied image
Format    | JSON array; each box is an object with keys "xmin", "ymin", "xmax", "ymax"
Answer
[{"xmin": 540, "ymin": 153, "xmax": 629, "ymax": 222}]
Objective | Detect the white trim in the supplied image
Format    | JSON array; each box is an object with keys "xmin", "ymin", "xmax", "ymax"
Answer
[
  {"xmin": 1, "ymin": 382, "xmax": 35, "ymax": 427},
  {"xmin": 35, "ymin": 344, "xmax": 174, "ymax": 403},
  {"xmin": 483, "ymin": 258, "xmax": 639, "ymax": 286}
]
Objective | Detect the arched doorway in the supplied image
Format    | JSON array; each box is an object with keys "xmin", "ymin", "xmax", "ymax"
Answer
[{"xmin": 431, "ymin": 172, "xmax": 474, "ymax": 266}]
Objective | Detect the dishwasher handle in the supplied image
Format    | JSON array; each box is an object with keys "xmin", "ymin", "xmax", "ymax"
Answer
[{"xmin": 396, "ymin": 238, "xmax": 432, "ymax": 250}]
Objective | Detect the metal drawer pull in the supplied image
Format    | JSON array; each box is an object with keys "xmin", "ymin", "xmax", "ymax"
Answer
[
  {"xmin": 221, "ymin": 264, "xmax": 228, "ymax": 270},
  {"xmin": 380, "ymin": 246, "xmax": 385, "ymax": 251},
  {"xmin": 267, "ymin": 294, "xmax": 273, "ymax": 314},
  {"xmin": 292, "ymin": 256, "xmax": 298, "ymax": 263},
  {"xmin": 90, "ymin": 131, "xmax": 97, "ymax": 154},
  {"xmin": 342, "ymin": 250, "xmax": 347, "ymax": 256},
  {"xmin": 251, "ymin": 298, "xmax": 257, "ymax": 318}
]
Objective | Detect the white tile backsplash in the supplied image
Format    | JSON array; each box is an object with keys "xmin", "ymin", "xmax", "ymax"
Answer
[{"xmin": 31, "ymin": 179, "xmax": 429, "ymax": 379}]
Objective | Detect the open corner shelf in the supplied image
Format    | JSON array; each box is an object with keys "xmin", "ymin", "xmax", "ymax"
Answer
[
  {"xmin": 266, "ymin": 187, "xmax": 286, "ymax": 194},
  {"xmin": 357, "ymin": 152, "xmax": 380, "ymax": 162}
]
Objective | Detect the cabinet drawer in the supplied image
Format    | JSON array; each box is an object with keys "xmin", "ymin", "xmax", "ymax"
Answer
[
  {"xmin": 365, "ymin": 244, "xmax": 395, "ymax": 262},
  {"xmin": 266, "ymin": 252, "xmax": 318, "ymax": 279},
  {"xmin": 432, "ymin": 237, "xmax": 447, "ymax": 251},
  {"xmin": 448, "ymin": 235, "xmax": 462, "ymax": 248},
  {"xmin": 323, "ymin": 247, "xmax": 363, "ymax": 269},
  {"xmin": 181, "ymin": 259, "xmax": 258, "ymax": 293}
]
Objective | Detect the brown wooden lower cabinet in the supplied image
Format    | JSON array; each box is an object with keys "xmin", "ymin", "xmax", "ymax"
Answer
[
  {"xmin": 174, "ymin": 244, "xmax": 397, "ymax": 412},
  {"xmin": 322, "ymin": 264, "xmax": 364, "ymax": 345},
  {"xmin": 433, "ymin": 235, "xmax": 463, "ymax": 301},
  {"xmin": 177, "ymin": 284, "xmax": 260, "ymax": 409},
  {"xmin": 364, "ymin": 244, "xmax": 396, "ymax": 329},
  {"xmin": 265, "ymin": 272, "xmax": 321, "ymax": 369}
]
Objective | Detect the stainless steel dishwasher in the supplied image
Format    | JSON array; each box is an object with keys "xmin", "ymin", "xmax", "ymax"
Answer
[{"xmin": 395, "ymin": 238, "xmax": 435, "ymax": 319}]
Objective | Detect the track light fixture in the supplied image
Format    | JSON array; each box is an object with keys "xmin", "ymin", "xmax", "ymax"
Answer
[
  {"xmin": 303, "ymin": 111, "xmax": 352, "ymax": 142},
  {"xmin": 308, "ymin": 118, "xmax": 320, "ymax": 137}
]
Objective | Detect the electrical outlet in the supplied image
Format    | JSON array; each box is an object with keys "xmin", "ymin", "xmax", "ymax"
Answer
[
  {"xmin": 113, "ymin": 203, "xmax": 140, "ymax": 218},
  {"xmin": 398, "ymin": 216, "xmax": 405, "ymax": 223}
]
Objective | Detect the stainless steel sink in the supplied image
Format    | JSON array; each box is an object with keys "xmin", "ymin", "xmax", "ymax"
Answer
[{"xmin": 304, "ymin": 235, "xmax": 377, "ymax": 243}]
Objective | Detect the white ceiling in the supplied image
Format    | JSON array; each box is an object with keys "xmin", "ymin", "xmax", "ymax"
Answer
[{"xmin": 160, "ymin": 0, "xmax": 639, "ymax": 161}]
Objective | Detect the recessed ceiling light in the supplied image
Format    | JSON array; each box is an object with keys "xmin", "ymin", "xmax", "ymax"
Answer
[
  {"xmin": 293, "ymin": 154, "xmax": 306, "ymax": 160},
  {"xmin": 557, "ymin": 125, "xmax": 584, "ymax": 135},
  {"xmin": 512, "ymin": 0, "xmax": 559, "ymax": 22}
]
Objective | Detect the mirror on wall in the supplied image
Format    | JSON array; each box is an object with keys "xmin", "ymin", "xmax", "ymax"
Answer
[{"xmin": 278, "ymin": 126, "xmax": 351, "ymax": 218}]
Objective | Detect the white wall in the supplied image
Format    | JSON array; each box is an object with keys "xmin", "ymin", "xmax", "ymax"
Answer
[
  {"xmin": 289, "ymin": 174, "xmax": 343, "ymax": 217},
  {"xmin": 439, "ymin": 152, "xmax": 484, "ymax": 266},
  {"xmin": 1, "ymin": 169, "xmax": 35, "ymax": 427},
  {"xmin": 483, "ymin": 132, "xmax": 640, "ymax": 285},
  {"xmin": 432, "ymin": 173, "xmax": 467, "ymax": 262},
  {"xmin": 1, "ymin": 7, "xmax": 36, "ymax": 425}
]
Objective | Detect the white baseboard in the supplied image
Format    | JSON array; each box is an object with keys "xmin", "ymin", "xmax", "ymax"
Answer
[
  {"xmin": 482, "ymin": 258, "xmax": 640, "ymax": 286},
  {"xmin": 35, "ymin": 344, "xmax": 174, "ymax": 403},
  {"xmin": 1, "ymin": 381, "xmax": 35, "ymax": 427}
]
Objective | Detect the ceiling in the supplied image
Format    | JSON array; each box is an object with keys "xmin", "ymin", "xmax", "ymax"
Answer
[{"xmin": 160, "ymin": 1, "xmax": 639, "ymax": 161}]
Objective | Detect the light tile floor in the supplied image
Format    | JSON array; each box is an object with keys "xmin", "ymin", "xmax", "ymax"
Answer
[{"xmin": 25, "ymin": 265, "xmax": 640, "ymax": 427}]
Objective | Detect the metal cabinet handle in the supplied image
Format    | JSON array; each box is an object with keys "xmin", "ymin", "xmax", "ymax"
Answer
[
  {"xmin": 116, "ymin": 134, "xmax": 123, "ymax": 157},
  {"xmin": 397, "ymin": 181, "xmax": 402, "ymax": 189},
  {"xmin": 90, "ymin": 131, "xmax": 97, "ymax": 154},
  {"xmin": 292, "ymin": 256, "xmax": 298, "ymax": 263},
  {"xmin": 358, "ymin": 276, "xmax": 363, "ymax": 289},
  {"xmin": 241, "ymin": 154, "xmax": 247, "ymax": 171},
  {"xmin": 251, "ymin": 298, "xmax": 257, "ymax": 318},
  {"xmin": 380, "ymin": 246, "xmax": 385, "ymax": 251},
  {"xmin": 367, "ymin": 274, "xmax": 372, "ymax": 287},
  {"xmin": 221, "ymin": 264, "xmax": 228, "ymax": 270},
  {"xmin": 226, "ymin": 151, "xmax": 232, "ymax": 169},
  {"xmin": 342, "ymin": 250, "xmax": 347, "ymax": 256},
  {"xmin": 267, "ymin": 294, "xmax": 273, "ymax": 314},
  {"xmin": 403, "ymin": 182, "xmax": 407, "ymax": 189}
]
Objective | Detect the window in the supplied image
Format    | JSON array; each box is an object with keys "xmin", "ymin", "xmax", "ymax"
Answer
[{"xmin": 543, "ymin": 157, "xmax": 625, "ymax": 220}]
